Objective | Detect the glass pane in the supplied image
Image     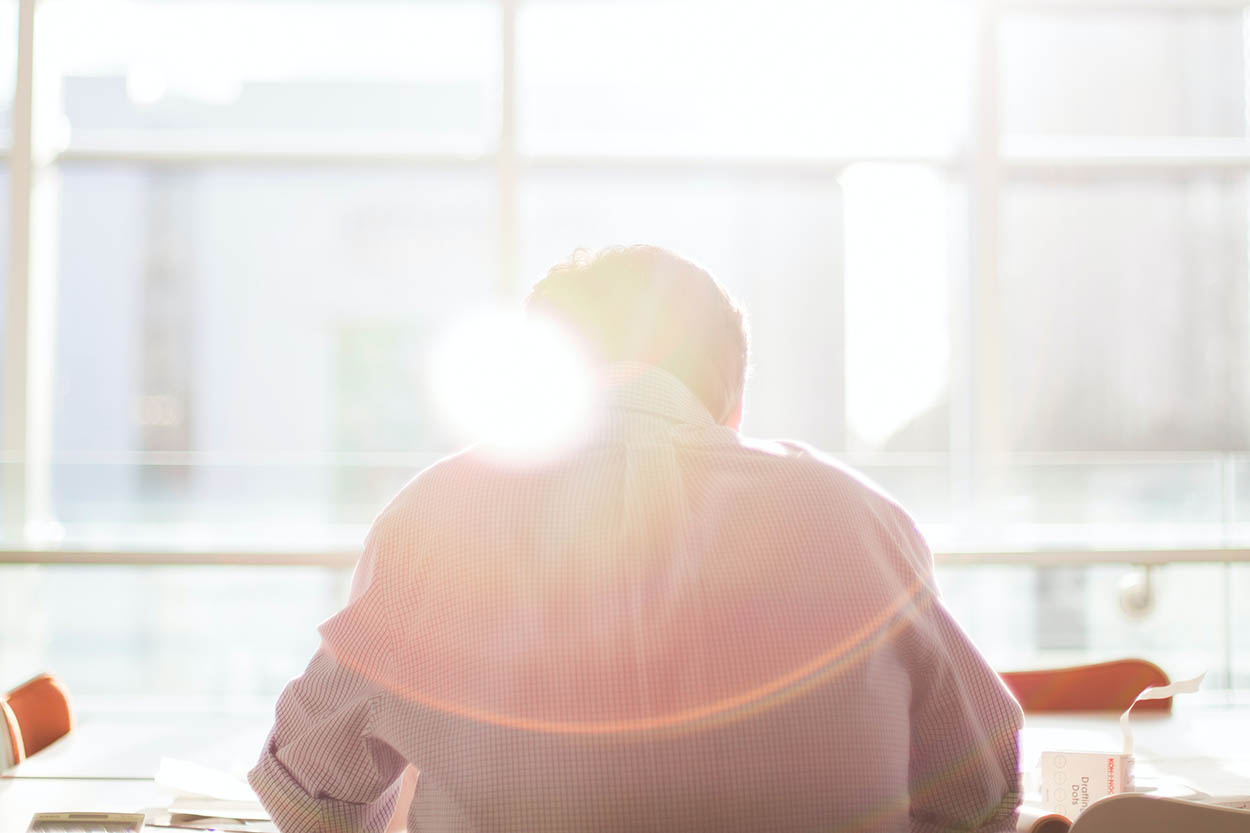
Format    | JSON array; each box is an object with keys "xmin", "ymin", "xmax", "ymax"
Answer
[
  {"xmin": 0, "ymin": 0, "xmax": 16, "ymax": 537},
  {"xmin": 1235, "ymin": 563, "xmax": 1249, "ymax": 692},
  {"xmin": 937, "ymin": 563, "xmax": 1233, "ymax": 691},
  {"xmin": 1002, "ymin": 9, "xmax": 1246, "ymax": 137},
  {"xmin": 0, "ymin": 564, "xmax": 349, "ymax": 704},
  {"xmin": 0, "ymin": 0, "xmax": 15, "ymax": 131},
  {"xmin": 50, "ymin": 161, "xmax": 498, "ymax": 549},
  {"xmin": 993, "ymin": 174, "xmax": 1249, "ymax": 549},
  {"xmin": 1001, "ymin": 174, "xmax": 1250, "ymax": 455},
  {"xmin": 1237, "ymin": 457, "xmax": 1250, "ymax": 531},
  {"xmin": 0, "ymin": 164, "xmax": 10, "ymax": 538},
  {"xmin": 985, "ymin": 459, "xmax": 1239, "ymax": 551},
  {"xmin": 519, "ymin": 0, "xmax": 973, "ymax": 156},
  {"xmin": 47, "ymin": 1, "xmax": 498, "ymax": 151},
  {"xmin": 841, "ymin": 164, "xmax": 952, "ymax": 455}
]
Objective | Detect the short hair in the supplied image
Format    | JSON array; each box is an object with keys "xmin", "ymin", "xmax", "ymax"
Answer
[{"xmin": 525, "ymin": 245, "xmax": 749, "ymax": 424}]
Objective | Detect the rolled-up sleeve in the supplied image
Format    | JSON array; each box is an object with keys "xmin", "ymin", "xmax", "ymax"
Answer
[
  {"xmin": 249, "ymin": 531, "xmax": 406, "ymax": 833},
  {"xmin": 878, "ymin": 507, "xmax": 1022, "ymax": 832},
  {"xmin": 907, "ymin": 597, "xmax": 1024, "ymax": 833}
]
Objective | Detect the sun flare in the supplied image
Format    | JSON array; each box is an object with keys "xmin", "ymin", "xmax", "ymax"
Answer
[{"xmin": 429, "ymin": 310, "xmax": 596, "ymax": 462}]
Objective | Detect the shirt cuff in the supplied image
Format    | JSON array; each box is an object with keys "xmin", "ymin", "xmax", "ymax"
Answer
[{"xmin": 248, "ymin": 745, "xmax": 398, "ymax": 833}]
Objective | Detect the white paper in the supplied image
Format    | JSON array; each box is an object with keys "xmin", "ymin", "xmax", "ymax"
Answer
[
  {"xmin": 155, "ymin": 757, "xmax": 258, "ymax": 802},
  {"xmin": 1119, "ymin": 672, "xmax": 1205, "ymax": 756},
  {"xmin": 166, "ymin": 799, "xmax": 271, "ymax": 822}
]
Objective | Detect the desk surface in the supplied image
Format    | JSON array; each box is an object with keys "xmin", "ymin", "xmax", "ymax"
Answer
[
  {"xmin": 2, "ymin": 704, "xmax": 1248, "ymax": 832},
  {"xmin": 0, "ymin": 781, "xmax": 176, "ymax": 833},
  {"xmin": 1020, "ymin": 705, "xmax": 1250, "ymax": 798},
  {"xmin": 1, "ymin": 709, "xmax": 272, "ymax": 833},
  {"xmin": 3, "ymin": 709, "xmax": 272, "ymax": 781}
]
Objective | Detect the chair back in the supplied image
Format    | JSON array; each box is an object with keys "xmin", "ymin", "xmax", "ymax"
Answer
[
  {"xmin": 4, "ymin": 673, "xmax": 73, "ymax": 758},
  {"xmin": 1069, "ymin": 794, "xmax": 1250, "ymax": 833},
  {"xmin": 999, "ymin": 659, "xmax": 1170, "ymax": 713}
]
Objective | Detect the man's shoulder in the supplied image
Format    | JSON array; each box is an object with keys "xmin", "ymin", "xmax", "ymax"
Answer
[
  {"xmin": 728, "ymin": 436, "xmax": 935, "ymax": 582},
  {"xmin": 366, "ymin": 448, "xmax": 486, "ymax": 535}
]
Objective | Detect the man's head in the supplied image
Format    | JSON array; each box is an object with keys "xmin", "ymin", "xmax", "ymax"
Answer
[{"xmin": 525, "ymin": 245, "xmax": 749, "ymax": 427}]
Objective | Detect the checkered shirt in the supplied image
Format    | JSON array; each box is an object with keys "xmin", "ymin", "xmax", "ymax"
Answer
[{"xmin": 250, "ymin": 362, "xmax": 1022, "ymax": 833}]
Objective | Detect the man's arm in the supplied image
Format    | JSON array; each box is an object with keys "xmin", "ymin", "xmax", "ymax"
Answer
[
  {"xmin": 249, "ymin": 532, "xmax": 408, "ymax": 833},
  {"xmin": 907, "ymin": 598, "xmax": 1024, "ymax": 833}
]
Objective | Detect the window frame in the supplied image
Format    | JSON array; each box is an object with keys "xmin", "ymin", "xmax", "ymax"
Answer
[{"xmin": 1, "ymin": 0, "xmax": 1248, "ymax": 567}]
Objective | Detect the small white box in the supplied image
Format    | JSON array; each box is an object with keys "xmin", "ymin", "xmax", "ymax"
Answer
[{"xmin": 1037, "ymin": 751, "xmax": 1133, "ymax": 819}]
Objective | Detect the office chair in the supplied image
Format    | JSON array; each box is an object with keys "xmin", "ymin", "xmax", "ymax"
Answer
[
  {"xmin": 999, "ymin": 658, "xmax": 1170, "ymax": 713},
  {"xmin": 1068, "ymin": 793, "xmax": 1250, "ymax": 832},
  {"xmin": 2, "ymin": 673, "xmax": 73, "ymax": 763}
]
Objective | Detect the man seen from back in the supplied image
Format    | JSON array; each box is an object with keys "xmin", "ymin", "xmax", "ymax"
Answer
[{"xmin": 249, "ymin": 245, "xmax": 1023, "ymax": 833}]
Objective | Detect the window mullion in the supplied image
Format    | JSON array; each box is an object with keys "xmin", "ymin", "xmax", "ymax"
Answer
[
  {"xmin": 966, "ymin": 0, "xmax": 1006, "ymax": 535},
  {"xmin": 498, "ymin": 0, "xmax": 519, "ymax": 296},
  {"xmin": 3, "ymin": 0, "xmax": 60, "ymax": 546}
]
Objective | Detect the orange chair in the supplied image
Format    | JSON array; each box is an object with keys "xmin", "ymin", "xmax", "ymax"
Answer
[
  {"xmin": 2, "ymin": 673, "xmax": 73, "ymax": 763},
  {"xmin": 999, "ymin": 659, "xmax": 1171, "ymax": 713}
]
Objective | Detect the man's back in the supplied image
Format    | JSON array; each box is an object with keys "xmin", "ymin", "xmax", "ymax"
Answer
[{"xmin": 250, "ymin": 364, "xmax": 1021, "ymax": 832}]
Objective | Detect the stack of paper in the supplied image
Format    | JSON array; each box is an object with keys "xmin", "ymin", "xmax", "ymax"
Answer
[{"xmin": 148, "ymin": 758, "xmax": 276, "ymax": 833}]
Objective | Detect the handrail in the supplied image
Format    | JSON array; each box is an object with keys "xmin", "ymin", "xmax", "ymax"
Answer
[{"xmin": 0, "ymin": 546, "xmax": 1247, "ymax": 567}]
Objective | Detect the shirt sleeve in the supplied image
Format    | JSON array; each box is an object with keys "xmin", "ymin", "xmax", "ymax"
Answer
[
  {"xmin": 248, "ymin": 531, "xmax": 407, "ymax": 833},
  {"xmin": 907, "ymin": 594, "xmax": 1024, "ymax": 833}
]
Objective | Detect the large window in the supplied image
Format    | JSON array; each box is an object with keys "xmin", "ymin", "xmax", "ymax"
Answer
[{"xmin": 0, "ymin": 0, "xmax": 1247, "ymax": 702}]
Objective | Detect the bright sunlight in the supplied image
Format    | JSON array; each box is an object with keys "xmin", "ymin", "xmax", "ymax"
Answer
[{"xmin": 428, "ymin": 309, "xmax": 596, "ymax": 463}]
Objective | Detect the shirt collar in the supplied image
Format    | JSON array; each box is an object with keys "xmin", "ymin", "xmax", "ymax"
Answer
[{"xmin": 598, "ymin": 361, "xmax": 718, "ymax": 428}]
